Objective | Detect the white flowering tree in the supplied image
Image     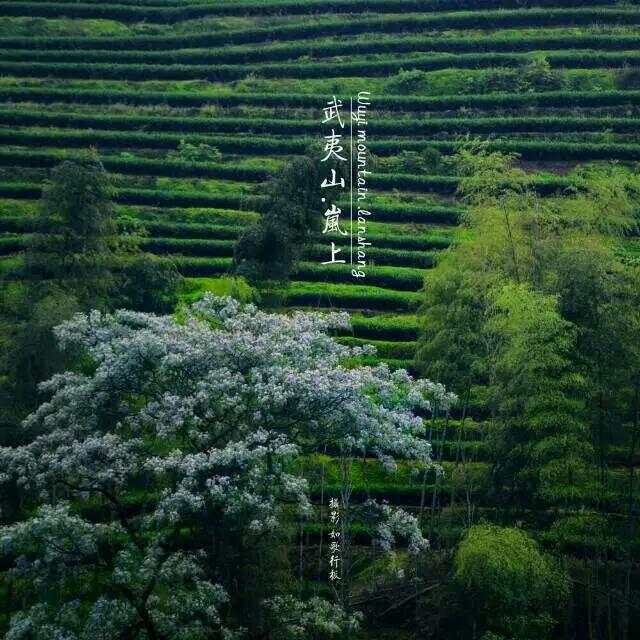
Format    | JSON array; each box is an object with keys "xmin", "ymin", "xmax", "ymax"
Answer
[{"xmin": 0, "ymin": 295, "xmax": 453, "ymax": 638}]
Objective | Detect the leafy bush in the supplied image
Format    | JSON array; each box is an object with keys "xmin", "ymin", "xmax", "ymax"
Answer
[
  {"xmin": 1, "ymin": 86, "xmax": 638, "ymax": 112},
  {"xmin": 168, "ymin": 139, "xmax": 221, "ymax": 163},
  {"xmin": 517, "ymin": 55, "xmax": 566, "ymax": 91},
  {"xmin": 455, "ymin": 525, "xmax": 570, "ymax": 640},
  {"xmin": 384, "ymin": 68, "xmax": 430, "ymax": 95}
]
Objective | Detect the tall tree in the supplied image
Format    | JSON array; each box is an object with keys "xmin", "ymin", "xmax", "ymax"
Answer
[
  {"xmin": 0, "ymin": 153, "xmax": 180, "ymax": 441},
  {"xmin": 235, "ymin": 145, "xmax": 344, "ymax": 284},
  {"xmin": 0, "ymin": 296, "xmax": 447, "ymax": 638},
  {"xmin": 417, "ymin": 142, "xmax": 640, "ymax": 633}
]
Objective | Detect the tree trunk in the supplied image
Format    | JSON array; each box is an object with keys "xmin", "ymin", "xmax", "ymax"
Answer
[
  {"xmin": 429, "ymin": 414, "xmax": 449, "ymax": 540},
  {"xmin": 339, "ymin": 452, "xmax": 353, "ymax": 611},
  {"xmin": 585, "ymin": 554, "xmax": 594, "ymax": 640},
  {"xmin": 622, "ymin": 378, "xmax": 639, "ymax": 640},
  {"xmin": 450, "ymin": 394, "xmax": 469, "ymax": 509},
  {"xmin": 316, "ymin": 453, "xmax": 326, "ymax": 593}
]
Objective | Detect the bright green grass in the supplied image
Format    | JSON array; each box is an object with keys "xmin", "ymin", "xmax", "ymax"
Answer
[
  {"xmin": 268, "ymin": 281, "xmax": 422, "ymax": 312},
  {"xmin": 179, "ymin": 276, "xmax": 258, "ymax": 304}
]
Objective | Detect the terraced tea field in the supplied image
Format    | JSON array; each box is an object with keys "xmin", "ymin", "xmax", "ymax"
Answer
[
  {"xmin": 1, "ymin": 4, "xmax": 640, "ymax": 637},
  {"xmin": 1, "ymin": 0, "xmax": 640, "ymax": 375},
  {"xmin": 0, "ymin": 1, "xmax": 639, "ymax": 445}
]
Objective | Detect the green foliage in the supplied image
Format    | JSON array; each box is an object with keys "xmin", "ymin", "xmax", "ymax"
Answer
[
  {"xmin": 336, "ymin": 336, "xmax": 416, "ymax": 360},
  {"xmin": 234, "ymin": 148, "xmax": 333, "ymax": 284},
  {"xmin": 385, "ymin": 56, "xmax": 566, "ymax": 96},
  {"xmin": 6, "ymin": 108, "xmax": 640, "ymax": 140},
  {"xmin": 1, "ymin": 86, "xmax": 638, "ymax": 112},
  {"xmin": 4, "ymin": 128, "xmax": 640, "ymax": 163},
  {"xmin": 0, "ymin": 155, "xmax": 182, "ymax": 431},
  {"xmin": 273, "ymin": 281, "xmax": 421, "ymax": 312},
  {"xmin": 518, "ymin": 55, "xmax": 565, "ymax": 91},
  {"xmin": 350, "ymin": 314, "xmax": 419, "ymax": 341},
  {"xmin": 234, "ymin": 217, "xmax": 297, "ymax": 283},
  {"xmin": 0, "ymin": 284, "xmax": 80, "ymax": 426},
  {"xmin": 617, "ymin": 65, "xmax": 640, "ymax": 89},
  {"xmin": 384, "ymin": 69, "xmax": 430, "ymax": 95},
  {"xmin": 487, "ymin": 284, "xmax": 590, "ymax": 503},
  {"xmin": 2, "ymin": 51, "xmax": 639, "ymax": 85},
  {"xmin": 14, "ymin": 30, "xmax": 637, "ymax": 67},
  {"xmin": 179, "ymin": 276, "xmax": 259, "ymax": 305},
  {"xmin": 416, "ymin": 144, "xmax": 640, "ymax": 638},
  {"xmin": 2, "ymin": 0, "xmax": 629, "ymax": 25},
  {"xmin": 1, "ymin": 6, "xmax": 636, "ymax": 49},
  {"xmin": 454, "ymin": 525, "xmax": 570, "ymax": 640},
  {"xmin": 168, "ymin": 138, "xmax": 222, "ymax": 163},
  {"xmin": 2, "ymin": 2, "xmax": 640, "ymax": 635},
  {"xmin": 116, "ymin": 254, "xmax": 181, "ymax": 313},
  {"xmin": 141, "ymin": 236, "xmax": 235, "ymax": 258},
  {"xmin": 23, "ymin": 152, "xmax": 119, "ymax": 306},
  {"xmin": 40, "ymin": 154, "xmax": 115, "ymax": 250}
]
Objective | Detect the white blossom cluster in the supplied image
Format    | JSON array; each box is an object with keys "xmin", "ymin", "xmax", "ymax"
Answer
[
  {"xmin": 263, "ymin": 595, "xmax": 362, "ymax": 639},
  {"xmin": 0, "ymin": 295, "xmax": 454, "ymax": 636},
  {"xmin": 366, "ymin": 500, "xmax": 430, "ymax": 556}
]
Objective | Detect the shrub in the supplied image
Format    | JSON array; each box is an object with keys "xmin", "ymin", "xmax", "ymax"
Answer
[
  {"xmin": 421, "ymin": 146, "xmax": 444, "ymax": 173},
  {"xmin": 384, "ymin": 68, "xmax": 430, "ymax": 95},
  {"xmin": 168, "ymin": 139, "xmax": 222, "ymax": 163},
  {"xmin": 517, "ymin": 55, "xmax": 566, "ymax": 91},
  {"xmin": 454, "ymin": 525, "xmax": 570, "ymax": 640}
]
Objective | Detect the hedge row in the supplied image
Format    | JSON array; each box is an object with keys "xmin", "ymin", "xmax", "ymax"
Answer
[
  {"xmin": 179, "ymin": 263, "xmax": 425, "ymax": 298},
  {"xmin": 370, "ymin": 172, "xmax": 572, "ymax": 196},
  {"xmin": 140, "ymin": 221, "xmax": 244, "ymax": 240},
  {"xmin": 0, "ymin": 212, "xmax": 452, "ymax": 253},
  {"xmin": 0, "ymin": 0, "xmax": 618, "ymax": 20},
  {"xmin": 171, "ymin": 257, "xmax": 231, "ymax": 277},
  {"xmin": 140, "ymin": 237, "xmax": 235, "ymax": 258},
  {"xmin": 0, "ymin": 216, "xmax": 247, "ymax": 239},
  {"xmin": 2, "ymin": 51, "xmax": 639, "ymax": 80},
  {"xmin": 0, "ymin": 181, "xmax": 266, "ymax": 210},
  {"xmin": 116, "ymin": 188, "xmax": 265, "ymax": 210},
  {"xmin": 0, "ymin": 182, "xmax": 463, "ymax": 225},
  {"xmin": 336, "ymin": 336, "xmax": 417, "ymax": 360},
  {"xmin": 343, "ymin": 231, "xmax": 451, "ymax": 251},
  {"xmin": 129, "ymin": 219, "xmax": 449, "ymax": 252},
  {"xmin": 1, "ymin": 87, "xmax": 638, "ymax": 112},
  {"xmin": 140, "ymin": 236, "xmax": 434, "ymax": 272},
  {"xmin": 0, "ymin": 8, "xmax": 637, "ymax": 50},
  {"xmin": 293, "ymin": 263, "xmax": 427, "ymax": 292},
  {"xmin": 342, "ymin": 203, "xmax": 463, "ymax": 225},
  {"xmin": 24, "ymin": 0, "xmax": 613, "ymax": 8},
  {"xmin": 341, "ymin": 315, "xmax": 420, "ymax": 341},
  {"xmin": 3, "ymin": 109, "xmax": 638, "ymax": 137},
  {"xmin": 276, "ymin": 282, "xmax": 422, "ymax": 312},
  {"xmin": 306, "ymin": 244, "xmax": 435, "ymax": 270},
  {"xmin": 3, "ymin": 33, "xmax": 640, "ymax": 65},
  {"xmin": 0, "ymin": 183, "xmax": 41, "ymax": 200},
  {"xmin": 0, "ymin": 149, "xmax": 269, "ymax": 182},
  {"xmin": 0, "ymin": 148, "xmax": 270, "ymax": 182},
  {"xmin": 0, "ymin": 127, "xmax": 304, "ymax": 154},
  {"xmin": 0, "ymin": 149, "xmax": 571, "ymax": 197},
  {"xmin": 6, "ymin": 126, "xmax": 640, "ymax": 161},
  {"xmin": 136, "ymin": 221, "xmax": 451, "ymax": 253}
]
